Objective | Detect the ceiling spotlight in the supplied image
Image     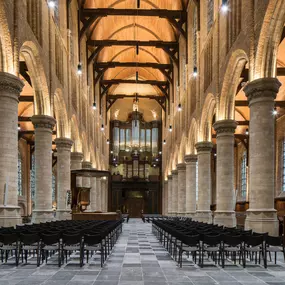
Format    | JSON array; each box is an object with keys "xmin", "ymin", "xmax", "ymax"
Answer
[
  {"xmin": 113, "ymin": 157, "xmax": 116, "ymax": 161},
  {"xmin": 18, "ymin": 124, "xmax": 21, "ymax": 131},
  {"xmin": 156, "ymin": 158, "xmax": 159, "ymax": 162},
  {"xmin": 221, "ymin": 0, "xmax": 229, "ymax": 13},
  {"xmin": 273, "ymin": 107, "xmax": 278, "ymax": 116},
  {"xmin": 140, "ymin": 149, "xmax": 143, "ymax": 152},
  {"xmin": 101, "ymin": 124, "xmax": 104, "ymax": 131},
  {"xmin": 214, "ymin": 153, "xmax": 217, "ymax": 157},
  {"xmin": 92, "ymin": 102, "xmax": 96, "ymax": 110},
  {"xmin": 115, "ymin": 164, "xmax": 118, "ymax": 167},
  {"xmin": 169, "ymin": 125, "xmax": 172, "ymax": 132},
  {"xmin": 178, "ymin": 103, "xmax": 182, "ymax": 112},
  {"xmin": 153, "ymin": 164, "xmax": 156, "ymax": 167},
  {"xmin": 48, "ymin": 0, "xmax": 55, "ymax": 8},
  {"xmin": 193, "ymin": 66, "xmax": 198, "ymax": 77},
  {"xmin": 159, "ymin": 151, "xmax": 162, "ymax": 155},
  {"xmin": 245, "ymin": 128, "xmax": 249, "ymax": 135},
  {"xmin": 110, "ymin": 150, "xmax": 113, "ymax": 154},
  {"xmin": 107, "ymin": 139, "xmax": 110, "ymax": 144},
  {"xmin": 163, "ymin": 139, "xmax": 166, "ymax": 145},
  {"xmin": 77, "ymin": 63, "xmax": 82, "ymax": 75}
]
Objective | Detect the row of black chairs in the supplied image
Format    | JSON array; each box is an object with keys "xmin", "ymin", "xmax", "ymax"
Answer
[
  {"xmin": 152, "ymin": 217, "xmax": 285, "ymax": 268},
  {"xmin": 0, "ymin": 219, "xmax": 123, "ymax": 267}
]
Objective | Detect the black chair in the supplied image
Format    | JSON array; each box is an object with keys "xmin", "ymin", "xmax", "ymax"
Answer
[
  {"xmin": 242, "ymin": 235, "xmax": 265, "ymax": 268},
  {"xmin": 83, "ymin": 234, "xmax": 103, "ymax": 267},
  {"xmin": 200, "ymin": 234, "xmax": 222, "ymax": 267},
  {"xmin": 265, "ymin": 235, "xmax": 285, "ymax": 268},
  {"xmin": 222, "ymin": 235, "xmax": 242, "ymax": 268},
  {"xmin": 177, "ymin": 234, "xmax": 200, "ymax": 268},
  {"xmin": 41, "ymin": 233, "xmax": 61, "ymax": 267},
  {"xmin": 19, "ymin": 233, "xmax": 41, "ymax": 267},
  {"xmin": 61, "ymin": 233, "xmax": 83, "ymax": 267},
  {"xmin": 0, "ymin": 233, "xmax": 20, "ymax": 265}
]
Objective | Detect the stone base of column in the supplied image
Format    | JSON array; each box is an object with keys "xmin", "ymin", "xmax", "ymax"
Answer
[
  {"xmin": 185, "ymin": 212, "xmax": 196, "ymax": 218},
  {"xmin": 0, "ymin": 205, "xmax": 22, "ymax": 227},
  {"xmin": 32, "ymin": 210, "xmax": 55, "ymax": 223},
  {"xmin": 195, "ymin": 210, "xmax": 212, "ymax": 223},
  {"xmin": 245, "ymin": 209, "xmax": 278, "ymax": 236},
  {"xmin": 214, "ymin": 211, "xmax": 236, "ymax": 227},
  {"xmin": 56, "ymin": 210, "xmax": 71, "ymax": 220}
]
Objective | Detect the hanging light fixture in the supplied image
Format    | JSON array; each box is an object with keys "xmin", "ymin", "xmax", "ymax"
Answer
[
  {"xmin": 92, "ymin": 102, "xmax": 97, "ymax": 110},
  {"xmin": 18, "ymin": 124, "xmax": 21, "ymax": 131},
  {"xmin": 178, "ymin": 103, "xmax": 182, "ymax": 112},
  {"xmin": 137, "ymin": 0, "xmax": 140, "ymax": 8},
  {"xmin": 48, "ymin": 0, "xmax": 55, "ymax": 8},
  {"xmin": 245, "ymin": 128, "xmax": 249, "ymax": 135},
  {"xmin": 110, "ymin": 150, "xmax": 113, "ymax": 154},
  {"xmin": 163, "ymin": 139, "xmax": 166, "ymax": 145},
  {"xmin": 77, "ymin": 63, "xmax": 82, "ymax": 75},
  {"xmin": 193, "ymin": 66, "xmax": 198, "ymax": 77},
  {"xmin": 101, "ymin": 124, "xmax": 104, "ymax": 131},
  {"xmin": 221, "ymin": 0, "xmax": 229, "ymax": 13},
  {"xmin": 169, "ymin": 125, "xmax": 172, "ymax": 132},
  {"xmin": 136, "ymin": 43, "xmax": 139, "ymax": 55},
  {"xmin": 273, "ymin": 107, "xmax": 278, "ymax": 116},
  {"xmin": 159, "ymin": 151, "xmax": 162, "ymax": 155},
  {"xmin": 107, "ymin": 139, "xmax": 110, "ymax": 144}
]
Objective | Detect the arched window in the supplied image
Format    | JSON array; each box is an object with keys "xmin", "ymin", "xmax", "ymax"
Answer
[
  {"xmin": 30, "ymin": 153, "xmax": 35, "ymax": 201},
  {"xmin": 18, "ymin": 150, "xmax": 23, "ymax": 196},
  {"xmin": 240, "ymin": 151, "xmax": 247, "ymax": 198}
]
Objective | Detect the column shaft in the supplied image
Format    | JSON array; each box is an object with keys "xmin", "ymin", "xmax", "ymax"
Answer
[
  {"xmin": 177, "ymin": 163, "xmax": 186, "ymax": 215},
  {"xmin": 244, "ymin": 78, "xmax": 281, "ymax": 235},
  {"xmin": 55, "ymin": 138, "xmax": 73, "ymax": 220},
  {"xmin": 164, "ymin": 181, "xmax": 168, "ymax": 215},
  {"xmin": 213, "ymin": 120, "xmax": 237, "ymax": 227},
  {"xmin": 96, "ymin": 178, "xmax": 101, "ymax": 211},
  {"xmin": 171, "ymin": 170, "xmax": 178, "ymax": 215},
  {"xmin": 167, "ymin": 175, "xmax": 172, "ymax": 215},
  {"xmin": 90, "ymin": 176, "xmax": 97, "ymax": 211},
  {"xmin": 0, "ymin": 72, "xmax": 24, "ymax": 227},
  {"xmin": 195, "ymin": 142, "xmax": 213, "ymax": 223},
  {"xmin": 185, "ymin": 155, "xmax": 197, "ymax": 217},
  {"xmin": 31, "ymin": 115, "xmax": 56, "ymax": 222},
  {"xmin": 71, "ymin": 152, "xmax": 83, "ymax": 187}
]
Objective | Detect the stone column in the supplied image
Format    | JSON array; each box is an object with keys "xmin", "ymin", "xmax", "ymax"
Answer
[
  {"xmin": 71, "ymin": 152, "xmax": 83, "ymax": 187},
  {"xmin": 55, "ymin": 138, "xmax": 73, "ymax": 220},
  {"xmin": 167, "ymin": 175, "xmax": 172, "ymax": 215},
  {"xmin": 163, "ymin": 180, "xmax": 168, "ymax": 215},
  {"xmin": 90, "ymin": 174, "xmax": 97, "ymax": 211},
  {"xmin": 244, "ymin": 78, "xmax": 281, "ymax": 235},
  {"xmin": 213, "ymin": 120, "xmax": 237, "ymax": 227},
  {"xmin": 31, "ymin": 115, "xmax": 56, "ymax": 222},
  {"xmin": 177, "ymin": 163, "xmax": 186, "ymax": 216},
  {"xmin": 96, "ymin": 178, "xmax": 102, "ymax": 211},
  {"xmin": 171, "ymin": 169, "xmax": 178, "ymax": 215},
  {"xmin": 185, "ymin": 154, "xmax": 197, "ymax": 217},
  {"xmin": 0, "ymin": 72, "xmax": 24, "ymax": 227},
  {"xmin": 195, "ymin": 142, "xmax": 213, "ymax": 223},
  {"xmin": 101, "ymin": 178, "xmax": 108, "ymax": 212}
]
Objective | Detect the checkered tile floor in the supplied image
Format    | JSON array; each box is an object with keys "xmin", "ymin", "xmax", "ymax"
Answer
[{"xmin": 1, "ymin": 219, "xmax": 285, "ymax": 285}]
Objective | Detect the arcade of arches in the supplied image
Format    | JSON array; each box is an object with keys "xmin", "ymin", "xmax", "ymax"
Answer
[{"xmin": 0, "ymin": 0, "xmax": 285, "ymax": 236}]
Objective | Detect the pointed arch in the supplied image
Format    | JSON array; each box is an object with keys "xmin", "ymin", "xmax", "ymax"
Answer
[
  {"xmin": 199, "ymin": 93, "xmax": 216, "ymax": 142},
  {"xmin": 186, "ymin": 118, "xmax": 198, "ymax": 154},
  {"xmin": 178, "ymin": 133, "xmax": 187, "ymax": 163},
  {"xmin": 219, "ymin": 49, "xmax": 249, "ymax": 120},
  {"xmin": 20, "ymin": 41, "xmax": 51, "ymax": 115},
  {"xmin": 54, "ymin": 89, "xmax": 70, "ymax": 138},
  {"xmin": 71, "ymin": 115, "xmax": 82, "ymax": 152},
  {"xmin": 254, "ymin": 0, "xmax": 285, "ymax": 78}
]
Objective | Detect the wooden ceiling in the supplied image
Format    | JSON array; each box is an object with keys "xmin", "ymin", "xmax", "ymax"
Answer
[{"xmin": 82, "ymin": 0, "xmax": 189, "ymax": 121}]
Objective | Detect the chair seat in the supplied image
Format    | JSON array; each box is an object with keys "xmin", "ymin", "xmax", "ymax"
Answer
[
  {"xmin": 224, "ymin": 246, "xmax": 240, "ymax": 251},
  {"xmin": 43, "ymin": 245, "xmax": 59, "ymax": 250},
  {"xmin": 205, "ymin": 246, "xmax": 219, "ymax": 251},
  {"xmin": 182, "ymin": 245, "xmax": 199, "ymax": 251},
  {"xmin": 85, "ymin": 245, "xmax": 101, "ymax": 251},
  {"xmin": 266, "ymin": 246, "xmax": 283, "ymax": 252},
  {"xmin": 246, "ymin": 246, "xmax": 261, "ymax": 252},
  {"xmin": 22, "ymin": 244, "xmax": 38, "ymax": 250},
  {"xmin": 63, "ymin": 245, "xmax": 81, "ymax": 251},
  {"xmin": 1, "ymin": 245, "xmax": 17, "ymax": 250}
]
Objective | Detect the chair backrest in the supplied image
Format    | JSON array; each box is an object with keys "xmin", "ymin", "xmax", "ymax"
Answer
[
  {"xmin": 244, "ymin": 234, "xmax": 264, "ymax": 247},
  {"xmin": 0, "ymin": 233, "xmax": 18, "ymax": 245},
  {"xmin": 265, "ymin": 235, "xmax": 283, "ymax": 247},
  {"xmin": 41, "ymin": 233, "xmax": 61, "ymax": 245},
  {"xmin": 84, "ymin": 234, "xmax": 102, "ymax": 246},
  {"xmin": 203, "ymin": 234, "xmax": 222, "ymax": 246},
  {"xmin": 62, "ymin": 233, "xmax": 82, "ymax": 245},
  {"xmin": 20, "ymin": 233, "xmax": 40, "ymax": 245},
  {"xmin": 223, "ymin": 235, "xmax": 242, "ymax": 247}
]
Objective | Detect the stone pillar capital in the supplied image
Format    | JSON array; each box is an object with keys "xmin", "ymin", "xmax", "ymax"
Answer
[
  {"xmin": 213, "ymin": 120, "xmax": 237, "ymax": 135},
  {"xmin": 177, "ymin": 163, "xmax": 186, "ymax": 171},
  {"xmin": 0, "ymin": 72, "xmax": 24, "ymax": 98},
  {"xmin": 31, "ymin": 115, "xmax": 56, "ymax": 130},
  {"xmin": 244, "ymin": 77, "xmax": 281, "ymax": 105},
  {"xmin": 55, "ymin": 138, "xmax": 73, "ymax": 150},
  {"xmin": 71, "ymin": 152, "xmax": 84, "ymax": 162},
  {"xmin": 82, "ymin": 161, "xmax": 92, "ymax": 169},
  {"xmin": 195, "ymin": 141, "xmax": 213, "ymax": 153},
  {"xmin": 171, "ymin": 169, "xmax": 178, "ymax": 176},
  {"xmin": 167, "ymin": 175, "xmax": 172, "ymax": 180},
  {"xmin": 184, "ymin": 154, "xmax": 197, "ymax": 163}
]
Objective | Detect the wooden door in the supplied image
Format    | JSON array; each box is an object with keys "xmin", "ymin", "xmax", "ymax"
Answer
[{"xmin": 126, "ymin": 198, "xmax": 144, "ymax": 218}]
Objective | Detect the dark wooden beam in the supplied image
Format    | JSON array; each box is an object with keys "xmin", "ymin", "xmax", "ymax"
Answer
[
  {"xmin": 212, "ymin": 133, "xmax": 248, "ymax": 140},
  {"xmin": 236, "ymin": 120, "xmax": 249, "ymax": 126},
  {"xmin": 87, "ymin": 40, "xmax": 179, "ymax": 66},
  {"xmin": 280, "ymin": 26, "xmax": 285, "ymax": 44},
  {"xmin": 19, "ymin": 61, "xmax": 32, "ymax": 87},
  {"xmin": 94, "ymin": 62, "xmax": 173, "ymax": 84},
  {"xmin": 18, "ymin": 116, "xmax": 31, "ymax": 122},
  {"xmin": 81, "ymin": 8, "xmax": 187, "ymax": 40},
  {"xmin": 107, "ymin": 94, "xmax": 166, "ymax": 100},
  {"xmin": 235, "ymin": 100, "xmax": 285, "ymax": 108},
  {"xmin": 18, "ymin": 130, "xmax": 57, "ymax": 135},
  {"xmin": 277, "ymin": 67, "xmax": 285, "ymax": 76},
  {"xmin": 19, "ymin": 96, "xmax": 34, "ymax": 102}
]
